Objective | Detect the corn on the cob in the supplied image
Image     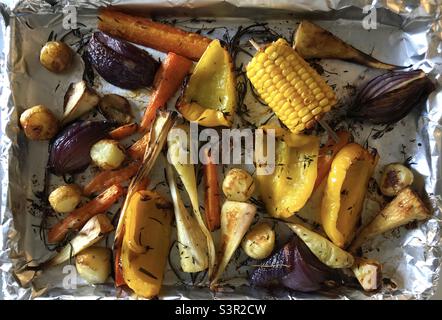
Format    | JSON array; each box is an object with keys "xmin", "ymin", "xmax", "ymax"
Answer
[{"xmin": 246, "ymin": 38, "xmax": 337, "ymax": 133}]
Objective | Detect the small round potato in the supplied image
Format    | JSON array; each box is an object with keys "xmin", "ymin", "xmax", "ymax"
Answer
[
  {"xmin": 380, "ymin": 163, "xmax": 414, "ymax": 197},
  {"xmin": 90, "ymin": 139, "xmax": 126, "ymax": 170},
  {"xmin": 40, "ymin": 41, "xmax": 73, "ymax": 73},
  {"xmin": 241, "ymin": 222, "xmax": 275, "ymax": 260},
  {"xmin": 20, "ymin": 105, "xmax": 59, "ymax": 140},
  {"xmin": 75, "ymin": 247, "xmax": 111, "ymax": 284},
  {"xmin": 48, "ymin": 184, "xmax": 81, "ymax": 213},
  {"xmin": 222, "ymin": 168, "xmax": 255, "ymax": 202}
]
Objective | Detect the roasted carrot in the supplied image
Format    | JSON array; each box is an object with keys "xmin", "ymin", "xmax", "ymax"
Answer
[
  {"xmin": 139, "ymin": 53, "xmax": 193, "ymax": 132},
  {"xmin": 83, "ymin": 162, "xmax": 141, "ymax": 196},
  {"xmin": 98, "ymin": 8, "xmax": 211, "ymax": 61},
  {"xmin": 127, "ymin": 132, "xmax": 150, "ymax": 160},
  {"xmin": 203, "ymin": 149, "xmax": 221, "ymax": 231},
  {"xmin": 114, "ymin": 228, "xmax": 125, "ymax": 287},
  {"xmin": 315, "ymin": 130, "xmax": 351, "ymax": 189},
  {"xmin": 47, "ymin": 184, "xmax": 124, "ymax": 243},
  {"xmin": 109, "ymin": 123, "xmax": 138, "ymax": 140}
]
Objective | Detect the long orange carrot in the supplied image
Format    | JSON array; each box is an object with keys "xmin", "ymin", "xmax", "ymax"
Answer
[
  {"xmin": 83, "ymin": 162, "xmax": 141, "ymax": 196},
  {"xmin": 47, "ymin": 184, "xmax": 124, "ymax": 243},
  {"xmin": 203, "ymin": 149, "xmax": 221, "ymax": 231},
  {"xmin": 127, "ymin": 133, "xmax": 150, "ymax": 160},
  {"xmin": 139, "ymin": 52, "xmax": 193, "ymax": 132},
  {"xmin": 315, "ymin": 130, "xmax": 351, "ymax": 189},
  {"xmin": 109, "ymin": 123, "xmax": 138, "ymax": 140}
]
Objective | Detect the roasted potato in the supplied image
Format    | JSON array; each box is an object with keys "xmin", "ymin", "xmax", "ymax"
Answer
[
  {"xmin": 20, "ymin": 105, "xmax": 59, "ymax": 140},
  {"xmin": 40, "ymin": 41, "xmax": 73, "ymax": 73},
  {"xmin": 48, "ymin": 184, "xmax": 81, "ymax": 213},
  {"xmin": 380, "ymin": 163, "xmax": 414, "ymax": 197},
  {"xmin": 241, "ymin": 222, "xmax": 275, "ymax": 260},
  {"xmin": 90, "ymin": 139, "xmax": 126, "ymax": 170},
  {"xmin": 222, "ymin": 168, "xmax": 255, "ymax": 202},
  {"xmin": 75, "ymin": 246, "xmax": 111, "ymax": 284}
]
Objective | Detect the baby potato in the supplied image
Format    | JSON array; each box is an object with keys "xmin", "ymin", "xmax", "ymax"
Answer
[
  {"xmin": 40, "ymin": 41, "xmax": 73, "ymax": 73},
  {"xmin": 90, "ymin": 139, "xmax": 126, "ymax": 170},
  {"xmin": 75, "ymin": 247, "xmax": 111, "ymax": 284},
  {"xmin": 380, "ymin": 163, "xmax": 414, "ymax": 197},
  {"xmin": 20, "ymin": 105, "xmax": 59, "ymax": 140},
  {"xmin": 48, "ymin": 184, "xmax": 82, "ymax": 213},
  {"xmin": 222, "ymin": 168, "xmax": 255, "ymax": 202},
  {"xmin": 241, "ymin": 222, "xmax": 275, "ymax": 260}
]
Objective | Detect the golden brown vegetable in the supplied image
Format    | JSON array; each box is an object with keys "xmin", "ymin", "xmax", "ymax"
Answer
[
  {"xmin": 75, "ymin": 247, "xmax": 112, "ymax": 284},
  {"xmin": 351, "ymin": 257, "xmax": 382, "ymax": 292},
  {"xmin": 40, "ymin": 41, "xmax": 73, "ymax": 73},
  {"xmin": 90, "ymin": 139, "xmax": 126, "ymax": 170},
  {"xmin": 349, "ymin": 187, "xmax": 431, "ymax": 252},
  {"xmin": 63, "ymin": 80, "xmax": 100, "ymax": 124},
  {"xmin": 222, "ymin": 168, "xmax": 255, "ymax": 202},
  {"xmin": 99, "ymin": 94, "xmax": 133, "ymax": 125},
  {"xmin": 48, "ymin": 184, "xmax": 82, "ymax": 213},
  {"xmin": 241, "ymin": 222, "xmax": 275, "ymax": 260},
  {"xmin": 20, "ymin": 105, "xmax": 59, "ymax": 140},
  {"xmin": 380, "ymin": 163, "xmax": 414, "ymax": 197}
]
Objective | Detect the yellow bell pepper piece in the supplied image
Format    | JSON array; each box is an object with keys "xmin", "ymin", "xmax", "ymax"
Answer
[
  {"xmin": 256, "ymin": 132, "xmax": 319, "ymax": 218},
  {"xmin": 321, "ymin": 143, "xmax": 378, "ymax": 248},
  {"xmin": 176, "ymin": 39, "xmax": 236, "ymax": 127}
]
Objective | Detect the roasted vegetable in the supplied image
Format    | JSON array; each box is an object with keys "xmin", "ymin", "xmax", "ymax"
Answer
[
  {"xmin": 293, "ymin": 178, "xmax": 326, "ymax": 226},
  {"xmin": 98, "ymin": 8, "xmax": 212, "ymax": 61},
  {"xmin": 250, "ymin": 235, "xmax": 335, "ymax": 292},
  {"xmin": 48, "ymin": 184, "xmax": 123, "ymax": 243},
  {"xmin": 287, "ymin": 223, "xmax": 354, "ymax": 268},
  {"xmin": 222, "ymin": 168, "xmax": 255, "ymax": 202},
  {"xmin": 99, "ymin": 94, "xmax": 133, "ymax": 125},
  {"xmin": 246, "ymin": 38, "xmax": 337, "ymax": 133},
  {"xmin": 321, "ymin": 143, "xmax": 378, "ymax": 248},
  {"xmin": 90, "ymin": 139, "xmax": 126, "ymax": 170},
  {"xmin": 40, "ymin": 41, "xmax": 73, "ymax": 73},
  {"xmin": 86, "ymin": 31, "xmax": 159, "ymax": 90},
  {"xmin": 48, "ymin": 120, "xmax": 115, "ymax": 175},
  {"xmin": 380, "ymin": 163, "xmax": 414, "ymax": 197},
  {"xmin": 293, "ymin": 20, "xmax": 403, "ymax": 70},
  {"xmin": 140, "ymin": 52, "xmax": 193, "ymax": 132},
  {"xmin": 20, "ymin": 105, "xmax": 59, "ymax": 140},
  {"xmin": 41, "ymin": 214, "xmax": 113, "ymax": 269},
  {"xmin": 176, "ymin": 40, "xmax": 236, "ymax": 127},
  {"xmin": 203, "ymin": 149, "xmax": 221, "ymax": 232},
  {"xmin": 255, "ymin": 131, "xmax": 319, "ymax": 218},
  {"xmin": 109, "ymin": 123, "xmax": 138, "ymax": 140},
  {"xmin": 121, "ymin": 190, "xmax": 173, "ymax": 298},
  {"xmin": 349, "ymin": 187, "xmax": 430, "ymax": 252},
  {"xmin": 166, "ymin": 163, "xmax": 208, "ymax": 272},
  {"xmin": 48, "ymin": 184, "xmax": 81, "ymax": 213},
  {"xmin": 63, "ymin": 80, "xmax": 100, "ymax": 125},
  {"xmin": 351, "ymin": 258, "xmax": 382, "ymax": 292},
  {"xmin": 168, "ymin": 123, "xmax": 216, "ymax": 278},
  {"xmin": 241, "ymin": 222, "xmax": 275, "ymax": 260},
  {"xmin": 210, "ymin": 201, "xmax": 256, "ymax": 288},
  {"xmin": 75, "ymin": 247, "xmax": 112, "ymax": 284},
  {"xmin": 349, "ymin": 70, "xmax": 435, "ymax": 124}
]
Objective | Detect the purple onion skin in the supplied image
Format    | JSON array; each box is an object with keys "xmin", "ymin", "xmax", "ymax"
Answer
[
  {"xmin": 86, "ymin": 32, "xmax": 159, "ymax": 90},
  {"xmin": 48, "ymin": 120, "xmax": 115, "ymax": 175},
  {"xmin": 250, "ymin": 235, "xmax": 336, "ymax": 293}
]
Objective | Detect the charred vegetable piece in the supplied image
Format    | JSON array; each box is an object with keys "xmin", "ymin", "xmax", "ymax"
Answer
[
  {"xmin": 99, "ymin": 94, "xmax": 133, "ymax": 125},
  {"xmin": 63, "ymin": 80, "xmax": 100, "ymax": 125},
  {"xmin": 349, "ymin": 70, "xmax": 435, "ymax": 124},
  {"xmin": 241, "ymin": 222, "xmax": 275, "ymax": 260},
  {"xmin": 48, "ymin": 120, "xmax": 115, "ymax": 175},
  {"xmin": 76, "ymin": 247, "xmax": 112, "ymax": 284},
  {"xmin": 351, "ymin": 257, "xmax": 382, "ymax": 292},
  {"xmin": 250, "ymin": 235, "xmax": 336, "ymax": 292},
  {"xmin": 379, "ymin": 163, "xmax": 414, "ymax": 197},
  {"xmin": 247, "ymin": 38, "xmax": 337, "ymax": 133},
  {"xmin": 40, "ymin": 41, "xmax": 73, "ymax": 73},
  {"xmin": 48, "ymin": 184, "xmax": 82, "ymax": 213},
  {"xmin": 98, "ymin": 8, "xmax": 212, "ymax": 61},
  {"xmin": 293, "ymin": 21, "xmax": 404, "ymax": 70},
  {"xmin": 20, "ymin": 105, "xmax": 59, "ymax": 140},
  {"xmin": 86, "ymin": 31, "xmax": 159, "ymax": 90},
  {"xmin": 176, "ymin": 40, "xmax": 236, "ymax": 127},
  {"xmin": 349, "ymin": 187, "xmax": 430, "ymax": 252}
]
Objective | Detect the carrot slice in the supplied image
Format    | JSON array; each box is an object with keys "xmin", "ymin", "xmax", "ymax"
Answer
[
  {"xmin": 127, "ymin": 132, "xmax": 150, "ymax": 160},
  {"xmin": 203, "ymin": 149, "xmax": 221, "ymax": 231},
  {"xmin": 109, "ymin": 123, "xmax": 138, "ymax": 140},
  {"xmin": 314, "ymin": 130, "xmax": 351, "ymax": 189},
  {"xmin": 47, "ymin": 184, "xmax": 124, "ymax": 243},
  {"xmin": 83, "ymin": 162, "xmax": 141, "ymax": 196}
]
